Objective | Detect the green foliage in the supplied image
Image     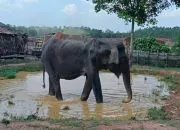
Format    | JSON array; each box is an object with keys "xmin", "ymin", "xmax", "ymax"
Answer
[
  {"xmin": 18, "ymin": 63, "xmax": 42, "ymax": 72},
  {"xmin": 171, "ymin": 0, "xmax": 180, "ymax": 7},
  {"xmin": 148, "ymin": 107, "xmax": 168, "ymax": 120},
  {"xmin": 161, "ymin": 75, "xmax": 180, "ymax": 91},
  {"xmin": 8, "ymin": 100, "xmax": 15, "ymax": 105},
  {"xmin": 1, "ymin": 119, "xmax": 10, "ymax": 125},
  {"xmin": 0, "ymin": 68, "xmax": 17, "ymax": 79},
  {"xmin": 171, "ymin": 36, "xmax": 180, "ymax": 54},
  {"xmin": 11, "ymin": 114, "xmax": 39, "ymax": 121},
  {"xmin": 0, "ymin": 62, "xmax": 42, "ymax": 78},
  {"xmin": 1, "ymin": 22, "xmax": 180, "ymax": 41},
  {"xmin": 135, "ymin": 27, "xmax": 180, "ymax": 42},
  {"xmin": 134, "ymin": 38, "xmax": 171, "ymax": 53},
  {"xmin": 92, "ymin": 0, "xmax": 170, "ymax": 26},
  {"xmin": 152, "ymin": 89, "xmax": 161, "ymax": 96}
]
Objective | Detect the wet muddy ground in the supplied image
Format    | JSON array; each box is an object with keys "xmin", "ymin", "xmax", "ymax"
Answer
[{"xmin": 0, "ymin": 72, "xmax": 169, "ymax": 120}]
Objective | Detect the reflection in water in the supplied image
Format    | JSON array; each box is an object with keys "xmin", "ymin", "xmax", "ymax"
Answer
[
  {"xmin": 0, "ymin": 72, "xmax": 169, "ymax": 120},
  {"xmin": 39, "ymin": 95, "xmax": 134, "ymax": 120}
]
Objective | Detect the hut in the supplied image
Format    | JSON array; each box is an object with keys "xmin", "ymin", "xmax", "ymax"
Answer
[{"xmin": 0, "ymin": 27, "xmax": 28, "ymax": 58}]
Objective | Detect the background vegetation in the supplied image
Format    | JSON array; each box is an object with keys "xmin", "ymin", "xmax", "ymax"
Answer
[
  {"xmin": 1, "ymin": 22, "xmax": 180, "ymax": 42},
  {"xmin": 133, "ymin": 38, "xmax": 171, "ymax": 53}
]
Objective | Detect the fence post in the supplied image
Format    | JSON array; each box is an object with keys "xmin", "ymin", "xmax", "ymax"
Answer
[
  {"xmin": 157, "ymin": 52, "xmax": 159, "ymax": 67},
  {"xmin": 137, "ymin": 51, "xmax": 139, "ymax": 65},
  {"xmin": 166, "ymin": 53, "xmax": 168, "ymax": 67},
  {"xmin": 148, "ymin": 51, "xmax": 150, "ymax": 66}
]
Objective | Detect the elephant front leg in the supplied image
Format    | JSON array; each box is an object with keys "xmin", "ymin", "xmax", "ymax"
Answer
[
  {"xmin": 49, "ymin": 77, "xmax": 55, "ymax": 96},
  {"xmin": 92, "ymin": 73, "xmax": 103, "ymax": 103},
  {"xmin": 81, "ymin": 77, "xmax": 92, "ymax": 101},
  {"xmin": 122, "ymin": 71, "xmax": 132, "ymax": 103}
]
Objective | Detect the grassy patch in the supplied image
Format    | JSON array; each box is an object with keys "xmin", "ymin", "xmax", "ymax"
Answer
[
  {"xmin": 132, "ymin": 65, "xmax": 180, "ymax": 72},
  {"xmin": 8, "ymin": 100, "xmax": 15, "ymax": 105},
  {"xmin": 160, "ymin": 75, "xmax": 180, "ymax": 91},
  {"xmin": 0, "ymin": 68, "xmax": 17, "ymax": 79},
  {"xmin": 60, "ymin": 118, "xmax": 83, "ymax": 127},
  {"xmin": 18, "ymin": 62, "xmax": 42, "ymax": 72},
  {"xmin": 1, "ymin": 119, "xmax": 10, "ymax": 126},
  {"xmin": 152, "ymin": 89, "xmax": 161, "ymax": 96},
  {"xmin": 0, "ymin": 62, "xmax": 42, "ymax": 79},
  {"xmin": 160, "ymin": 96, "xmax": 168, "ymax": 101},
  {"xmin": 11, "ymin": 114, "xmax": 41, "ymax": 121},
  {"xmin": 148, "ymin": 107, "xmax": 168, "ymax": 120}
]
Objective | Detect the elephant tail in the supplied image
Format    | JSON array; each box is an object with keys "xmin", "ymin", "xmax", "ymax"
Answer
[{"xmin": 42, "ymin": 65, "xmax": 46, "ymax": 88}]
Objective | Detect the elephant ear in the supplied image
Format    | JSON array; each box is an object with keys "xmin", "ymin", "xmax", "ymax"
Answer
[{"xmin": 108, "ymin": 47, "xmax": 119, "ymax": 64}]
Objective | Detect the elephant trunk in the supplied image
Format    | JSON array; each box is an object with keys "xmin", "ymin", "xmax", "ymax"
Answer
[{"xmin": 122, "ymin": 67, "xmax": 132, "ymax": 103}]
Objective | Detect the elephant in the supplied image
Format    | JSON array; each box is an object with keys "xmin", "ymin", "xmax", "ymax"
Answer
[{"xmin": 41, "ymin": 36, "xmax": 132, "ymax": 103}]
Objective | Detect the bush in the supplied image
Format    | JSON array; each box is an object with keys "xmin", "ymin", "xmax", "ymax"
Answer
[
  {"xmin": 171, "ymin": 36, "xmax": 180, "ymax": 54},
  {"xmin": 134, "ymin": 38, "xmax": 171, "ymax": 53}
]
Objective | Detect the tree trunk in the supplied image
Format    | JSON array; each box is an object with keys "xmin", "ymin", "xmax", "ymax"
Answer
[{"xmin": 129, "ymin": 18, "xmax": 135, "ymax": 68}]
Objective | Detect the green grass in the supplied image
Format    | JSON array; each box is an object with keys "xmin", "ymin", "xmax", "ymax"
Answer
[
  {"xmin": 0, "ymin": 68, "xmax": 17, "ymax": 79},
  {"xmin": 0, "ymin": 61, "xmax": 42, "ymax": 79},
  {"xmin": 160, "ymin": 75, "xmax": 180, "ymax": 91},
  {"xmin": 11, "ymin": 114, "xmax": 41, "ymax": 121},
  {"xmin": 152, "ymin": 89, "xmax": 161, "ymax": 96},
  {"xmin": 132, "ymin": 65, "xmax": 180, "ymax": 72},
  {"xmin": 147, "ymin": 107, "xmax": 168, "ymax": 120}
]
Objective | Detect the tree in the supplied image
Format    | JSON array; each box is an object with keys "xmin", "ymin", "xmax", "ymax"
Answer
[
  {"xmin": 171, "ymin": 0, "xmax": 180, "ymax": 7},
  {"xmin": 90, "ymin": 0, "xmax": 170, "ymax": 66}
]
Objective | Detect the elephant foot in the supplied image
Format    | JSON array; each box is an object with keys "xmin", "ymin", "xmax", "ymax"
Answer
[
  {"xmin": 96, "ymin": 99, "xmax": 103, "ymax": 103},
  {"xmin": 49, "ymin": 91, "xmax": 55, "ymax": 96},
  {"xmin": 122, "ymin": 97, "xmax": 132, "ymax": 103},
  {"xmin": 56, "ymin": 94, "xmax": 63, "ymax": 100},
  {"xmin": 95, "ymin": 96, "xmax": 103, "ymax": 103},
  {"xmin": 80, "ymin": 95, "xmax": 88, "ymax": 101}
]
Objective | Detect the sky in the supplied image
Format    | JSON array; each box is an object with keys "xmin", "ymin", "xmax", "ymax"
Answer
[{"xmin": 0, "ymin": 0, "xmax": 180, "ymax": 32}]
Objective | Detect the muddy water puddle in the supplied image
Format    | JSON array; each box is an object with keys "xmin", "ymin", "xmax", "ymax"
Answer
[{"xmin": 0, "ymin": 72, "xmax": 169, "ymax": 120}]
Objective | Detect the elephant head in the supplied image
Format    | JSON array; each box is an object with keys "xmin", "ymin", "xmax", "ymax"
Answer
[{"xmin": 85, "ymin": 38, "xmax": 132, "ymax": 103}]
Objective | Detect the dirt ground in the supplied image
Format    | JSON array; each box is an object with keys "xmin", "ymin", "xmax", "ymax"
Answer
[
  {"xmin": 0, "ymin": 120, "xmax": 179, "ymax": 130},
  {"xmin": 0, "ymin": 66, "xmax": 180, "ymax": 130}
]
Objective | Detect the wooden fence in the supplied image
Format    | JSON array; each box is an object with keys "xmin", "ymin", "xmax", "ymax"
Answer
[{"xmin": 133, "ymin": 50, "xmax": 180, "ymax": 67}]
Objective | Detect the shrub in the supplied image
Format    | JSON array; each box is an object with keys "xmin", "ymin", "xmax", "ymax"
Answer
[
  {"xmin": 171, "ymin": 36, "xmax": 180, "ymax": 54},
  {"xmin": 134, "ymin": 38, "xmax": 171, "ymax": 53}
]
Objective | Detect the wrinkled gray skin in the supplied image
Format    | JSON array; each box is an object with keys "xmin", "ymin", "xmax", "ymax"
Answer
[{"xmin": 41, "ymin": 36, "xmax": 132, "ymax": 103}]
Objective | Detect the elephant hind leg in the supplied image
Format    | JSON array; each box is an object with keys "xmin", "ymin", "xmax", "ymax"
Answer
[
  {"xmin": 49, "ymin": 77, "xmax": 55, "ymax": 96},
  {"xmin": 55, "ymin": 78, "xmax": 63, "ymax": 100},
  {"xmin": 49, "ymin": 76, "xmax": 63, "ymax": 100},
  {"xmin": 45, "ymin": 62, "xmax": 63, "ymax": 100}
]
